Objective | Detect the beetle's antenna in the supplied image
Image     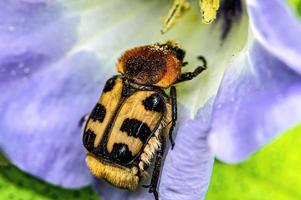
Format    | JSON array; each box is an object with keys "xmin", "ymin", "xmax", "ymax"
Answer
[{"xmin": 182, "ymin": 61, "xmax": 188, "ymax": 67}]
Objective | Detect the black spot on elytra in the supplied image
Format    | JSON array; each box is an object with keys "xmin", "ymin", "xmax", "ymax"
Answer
[
  {"xmin": 103, "ymin": 76, "xmax": 117, "ymax": 92},
  {"xmin": 142, "ymin": 93, "xmax": 165, "ymax": 112},
  {"xmin": 110, "ymin": 143, "xmax": 134, "ymax": 165},
  {"xmin": 83, "ymin": 130, "xmax": 96, "ymax": 152},
  {"xmin": 120, "ymin": 118, "xmax": 152, "ymax": 143},
  {"xmin": 90, "ymin": 103, "xmax": 106, "ymax": 123}
]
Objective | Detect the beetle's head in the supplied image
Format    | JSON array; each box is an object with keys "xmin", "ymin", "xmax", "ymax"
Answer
[{"xmin": 117, "ymin": 41, "xmax": 185, "ymax": 88}]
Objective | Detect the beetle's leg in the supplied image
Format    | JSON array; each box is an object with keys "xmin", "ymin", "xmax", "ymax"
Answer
[
  {"xmin": 175, "ymin": 55, "xmax": 207, "ymax": 84},
  {"xmin": 168, "ymin": 86, "xmax": 177, "ymax": 149},
  {"xmin": 79, "ymin": 113, "xmax": 90, "ymax": 130},
  {"xmin": 197, "ymin": 55, "xmax": 207, "ymax": 67},
  {"xmin": 148, "ymin": 135, "xmax": 166, "ymax": 200}
]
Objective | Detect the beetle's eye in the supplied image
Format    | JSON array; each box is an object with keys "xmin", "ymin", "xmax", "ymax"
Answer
[
  {"xmin": 156, "ymin": 42, "xmax": 185, "ymax": 63},
  {"xmin": 174, "ymin": 48, "xmax": 185, "ymax": 62}
]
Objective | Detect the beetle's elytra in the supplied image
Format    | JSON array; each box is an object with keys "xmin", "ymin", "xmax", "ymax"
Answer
[{"xmin": 82, "ymin": 41, "xmax": 207, "ymax": 200}]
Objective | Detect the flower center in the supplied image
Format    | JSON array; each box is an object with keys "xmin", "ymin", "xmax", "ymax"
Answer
[
  {"xmin": 199, "ymin": 0, "xmax": 220, "ymax": 24},
  {"xmin": 161, "ymin": 0, "xmax": 220, "ymax": 33}
]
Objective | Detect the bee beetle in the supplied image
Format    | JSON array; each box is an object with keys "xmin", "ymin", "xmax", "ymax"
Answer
[{"xmin": 82, "ymin": 41, "xmax": 207, "ymax": 200}]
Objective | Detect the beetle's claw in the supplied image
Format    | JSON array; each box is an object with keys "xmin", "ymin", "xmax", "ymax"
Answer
[{"xmin": 149, "ymin": 187, "xmax": 159, "ymax": 200}]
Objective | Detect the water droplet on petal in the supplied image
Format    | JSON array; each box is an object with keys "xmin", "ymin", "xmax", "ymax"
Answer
[
  {"xmin": 18, "ymin": 62, "xmax": 25, "ymax": 69},
  {"xmin": 23, "ymin": 68, "xmax": 30, "ymax": 74},
  {"xmin": 8, "ymin": 25, "xmax": 15, "ymax": 32},
  {"xmin": 11, "ymin": 70, "xmax": 17, "ymax": 76}
]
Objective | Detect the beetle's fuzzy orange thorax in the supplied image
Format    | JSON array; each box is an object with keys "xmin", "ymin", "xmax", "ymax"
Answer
[{"xmin": 117, "ymin": 41, "xmax": 185, "ymax": 88}]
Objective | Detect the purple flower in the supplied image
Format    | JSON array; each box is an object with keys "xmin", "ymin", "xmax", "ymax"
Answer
[{"xmin": 1, "ymin": 0, "xmax": 301, "ymax": 199}]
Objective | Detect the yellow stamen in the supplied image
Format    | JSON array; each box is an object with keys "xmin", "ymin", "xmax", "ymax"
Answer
[
  {"xmin": 199, "ymin": 0, "xmax": 220, "ymax": 24},
  {"xmin": 161, "ymin": 0, "xmax": 190, "ymax": 34}
]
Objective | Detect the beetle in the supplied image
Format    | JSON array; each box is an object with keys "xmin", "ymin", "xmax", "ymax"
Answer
[{"xmin": 82, "ymin": 41, "xmax": 207, "ymax": 200}]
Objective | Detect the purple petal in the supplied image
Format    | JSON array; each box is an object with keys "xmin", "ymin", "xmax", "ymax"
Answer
[
  {"xmin": 93, "ymin": 104, "xmax": 214, "ymax": 200},
  {"xmin": 159, "ymin": 109, "xmax": 214, "ymax": 200},
  {"xmin": 93, "ymin": 180, "xmax": 154, "ymax": 200},
  {"xmin": 247, "ymin": 0, "xmax": 301, "ymax": 75},
  {"xmin": 0, "ymin": 0, "xmax": 77, "ymax": 82},
  {"xmin": 208, "ymin": 42, "xmax": 301, "ymax": 162},
  {"xmin": 0, "ymin": 51, "xmax": 108, "ymax": 188},
  {"xmin": 0, "ymin": 0, "xmax": 100, "ymax": 188}
]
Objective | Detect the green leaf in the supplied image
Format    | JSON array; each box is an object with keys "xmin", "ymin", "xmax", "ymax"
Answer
[
  {"xmin": 0, "ymin": 166, "xmax": 99, "ymax": 200},
  {"xmin": 206, "ymin": 124, "xmax": 301, "ymax": 200},
  {"xmin": 289, "ymin": 0, "xmax": 301, "ymax": 17}
]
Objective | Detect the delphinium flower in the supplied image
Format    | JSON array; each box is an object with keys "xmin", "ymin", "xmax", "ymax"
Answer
[{"xmin": 0, "ymin": 0, "xmax": 301, "ymax": 200}]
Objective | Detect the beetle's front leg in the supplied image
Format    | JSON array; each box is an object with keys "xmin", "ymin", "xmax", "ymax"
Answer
[
  {"xmin": 175, "ymin": 55, "xmax": 207, "ymax": 84},
  {"xmin": 168, "ymin": 86, "xmax": 177, "ymax": 149}
]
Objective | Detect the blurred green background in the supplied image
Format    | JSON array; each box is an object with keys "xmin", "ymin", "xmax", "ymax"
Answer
[
  {"xmin": 1, "ymin": 1, "xmax": 301, "ymax": 200},
  {"xmin": 207, "ymin": 125, "xmax": 301, "ymax": 200}
]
